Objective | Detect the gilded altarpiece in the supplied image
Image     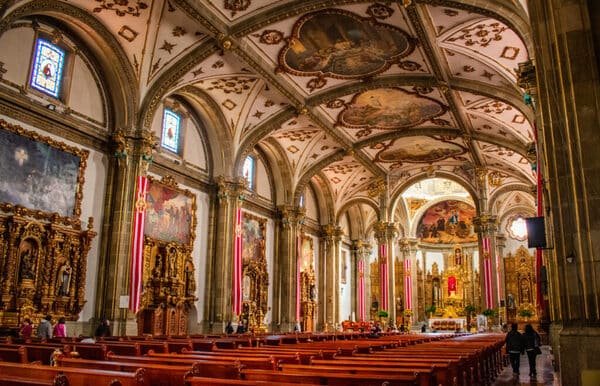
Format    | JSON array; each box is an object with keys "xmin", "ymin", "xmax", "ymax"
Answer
[
  {"xmin": 0, "ymin": 121, "xmax": 96, "ymax": 325},
  {"xmin": 421, "ymin": 246, "xmax": 480, "ymax": 318},
  {"xmin": 504, "ymin": 246, "xmax": 537, "ymax": 323},
  {"xmin": 137, "ymin": 176, "xmax": 197, "ymax": 336},
  {"xmin": 299, "ymin": 235, "xmax": 316, "ymax": 332},
  {"xmin": 240, "ymin": 212, "xmax": 268, "ymax": 333},
  {"xmin": 369, "ymin": 260, "xmax": 380, "ymax": 320}
]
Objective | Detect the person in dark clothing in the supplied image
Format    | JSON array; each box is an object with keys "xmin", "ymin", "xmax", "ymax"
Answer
[
  {"xmin": 94, "ymin": 318, "xmax": 111, "ymax": 338},
  {"xmin": 236, "ymin": 323, "xmax": 245, "ymax": 334},
  {"xmin": 505, "ymin": 323, "xmax": 524, "ymax": 375},
  {"xmin": 523, "ymin": 324, "xmax": 542, "ymax": 377},
  {"xmin": 225, "ymin": 321, "xmax": 234, "ymax": 335}
]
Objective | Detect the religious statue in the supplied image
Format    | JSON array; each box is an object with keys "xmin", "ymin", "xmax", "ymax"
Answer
[
  {"xmin": 57, "ymin": 262, "xmax": 72, "ymax": 296},
  {"xmin": 184, "ymin": 260, "xmax": 195, "ymax": 297},
  {"xmin": 18, "ymin": 248, "xmax": 35, "ymax": 281},
  {"xmin": 520, "ymin": 278, "xmax": 531, "ymax": 304},
  {"xmin": 152, "ymin": 254, "xmax": 163, "ymax": 278},
  {"xmin": 454, "ymin": 248, "xmax": 462, "ymax": 265},
  {"xmin": 507, "ymin": 293, "xmax": 516, "ymax": 309},
  {"xmin": 167, "ymin": 247, "xmax": 177, "ymax": 277}
]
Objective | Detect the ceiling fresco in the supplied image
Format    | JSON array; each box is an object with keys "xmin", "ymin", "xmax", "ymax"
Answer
[{"xmin": 0, "ymin": 0, "xmax": 537, "ymax": 218}]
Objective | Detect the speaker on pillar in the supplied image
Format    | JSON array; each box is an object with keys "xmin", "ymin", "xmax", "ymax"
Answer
[{"xmin": 525, "ymin": 216, "xmax": 547, "ymax": 248}]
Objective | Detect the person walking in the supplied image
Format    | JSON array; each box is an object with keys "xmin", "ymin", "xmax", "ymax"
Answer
[
  {"xmin": 523, "ymin": 324, "xmax": 542, "ymax": 377},
  {"xmin": 37, "ymin": 315, "xmax": 53, "ymax": 340},
  {"xmin": 505, "ymin": 323, "xmax": 524, "ymax": 376},
  {"xmin": 20, "ymin": 318, "xmax": 33, "ymax": 339},
  {"xmin": 53, "ymin": 317, "xmax": 67, "ymax": 338}
]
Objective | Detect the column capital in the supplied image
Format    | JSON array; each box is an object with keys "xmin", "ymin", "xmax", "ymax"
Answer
[
  {"xmin": 277, "ymin": 205, "xmax": 306, "ymax": 228},
  {"xmin": 320, "ymin": 224, "xmax": 342, "ymax": 240},
  {"xmin": 215, "ymin": 176, "xmax": 246, "ymax": 202},
  {"xmin": 373, "ymin": 221, "xmax": 398, "ymax": 243},
  {"xmin": 398, "ymin": 238, "xmax": 419, "ymax": 253},
  {"xmin": 473, "ymin": 214, "xmax": 498, "ymax": 234}
]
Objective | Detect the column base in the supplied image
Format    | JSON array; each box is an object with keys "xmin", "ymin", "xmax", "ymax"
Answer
[{"xmin": 557, "ymin": 325, "xmax": 600, "ymax": 386}]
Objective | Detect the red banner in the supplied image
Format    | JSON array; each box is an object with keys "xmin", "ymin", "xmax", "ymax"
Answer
[
  {"xmin": 379, "ymin": 244, "xmax": 388, "ymax": 311},
  {"xmin": 448, "ymin": 276, "xmax": 456, "ymax": 295},
  {"xmin": 233, "ymin": 208, "xmax": 243, "ymax": 316},
  {"xmin": 358, "ymin": 259, "xmax": 365, "ymax": 321},
  {"xmin": 129, "ymin": 175, "xmax": 148, "ymax": 313},
  {"xmin": 404, "ymin": 258, "xmax": 412, "ymax": 310}
]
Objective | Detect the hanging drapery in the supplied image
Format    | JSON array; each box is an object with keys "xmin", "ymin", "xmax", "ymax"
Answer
[
  {"xmin": 404, "ymin": 258, "xmax": 412, "ymax": 310},
  {"xmin": 482, "ymin": 237, "xmax": 494, "ymax": 309},
  {"xmin": 358, "ymin": 258, "xmax": 365, "ymax": 321},
  {"xmin": 129, "ymin": 175, "xmax": 148, "ymax": 313},
  {"xmin": 379, "ymin": 244, "xmax": 388, "ymax": 311},
  {"xmin": 233, "ymin": 207, "xmax": 243, "ymax": 316}
]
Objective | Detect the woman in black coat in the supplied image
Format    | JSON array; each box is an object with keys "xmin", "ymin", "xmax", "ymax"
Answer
[{"xmin": 523, "ymin": 324, "xmax": 542, "ymax": 377}]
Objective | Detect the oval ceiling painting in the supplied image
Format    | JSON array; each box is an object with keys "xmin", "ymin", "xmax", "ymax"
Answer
[
  {"xmin": 417, "ymin": 200, "xmax": 477, "ymax": 244},
  {"xmin": 279, "ymin": 9, "xmax": 415, "ymax": 78},
  {"xmin": 376, "ymin": 136, "xmax": 466, "ymax": 164},
  {"xmin": 339, "ymin": 88, "xmax": 446, "ymax": 130}
]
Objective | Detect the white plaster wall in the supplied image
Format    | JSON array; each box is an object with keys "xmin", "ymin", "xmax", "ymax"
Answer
[
  {"xmin": 0, "ymin": 115, "xmax": 108, "ymax": 322},
  {"xmin": 0, "ymin": 27, "xmax": 34, "ymax": 86},
  {"xmin": 182, "ymin": 119, "xmax": 207, "ymax": 171},
  {"xmin": 69, "ymin": 56, "xmax": 104, "ymax": 124},
  {"xmin": 503, "ymin": 236, "xmax": 532, "ymax": 256},
  {"xmin": 304, "ymin": 189, "xmax": 318, "ymax": 221},
  {"xmin": 255, "ymin": 158, "xmax": 272, "ymax": 200}
]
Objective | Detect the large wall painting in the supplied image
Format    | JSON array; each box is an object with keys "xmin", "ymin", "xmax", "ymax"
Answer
[
  {"xmin": 144, "ymin": 176, "xmax": 196, "ymax": 245},
  {"xmin": 417, "ymin": 200, "xmax": 477, "ymax": 244},
  {"xmin": 375, "ymin": 136, "xmax": 467, "ymax": 166},
  {"xmin": 242, "ymin": 212, "xmax": 266, "ymax": 262},
  {"xmin": 299, "ymin": 235, "xmax": 314, "ymax": 271},
  {"xmin": 0, "ymin": 120, "xmax": 88, "ymax": 218},
  {"xmin": 338, "ymin": 88, "xmax": 447, "ymax": 130},
  {"xmin": 278, "ymin": 9, "xmax": 416, "ymax": 90}
]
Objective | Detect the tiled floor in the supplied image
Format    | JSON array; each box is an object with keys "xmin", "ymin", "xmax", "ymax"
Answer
[{"xmin": 493, "ymin": 346, "xmax": 560, "ymax": 386}]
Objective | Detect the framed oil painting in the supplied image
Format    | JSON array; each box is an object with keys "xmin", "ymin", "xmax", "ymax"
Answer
[
  {"xmin": 0, "ymin": 119, "xmax": 88, "ymax": 218},
  {"xmin": 300, "ymin": 235, "xmax": 314, "ymax": 271},
  {"xmin": 242, "ymin": 212, "xmax": 266, "ymax": 262},
  {"xmin": 144, "ymin": 176, "xmax": 196, "ymax": 246},
  {"xmin": 417, "ymin": 200, "xmax": 477, "ymax": 244}
]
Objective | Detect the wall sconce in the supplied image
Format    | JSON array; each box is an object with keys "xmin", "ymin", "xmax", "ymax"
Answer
[
  {"xmin": 566, "ymin": 252, "xmax": 575, "ymax": 264},
  {"xmin": 46, "ymin": 103, "xmax": 56, "ymax": 111}
]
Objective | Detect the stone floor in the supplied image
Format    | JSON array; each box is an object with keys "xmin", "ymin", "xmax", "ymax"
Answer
[{"xmin": 493, "ymin": 346, "xmax": 560, "ymax": 386}]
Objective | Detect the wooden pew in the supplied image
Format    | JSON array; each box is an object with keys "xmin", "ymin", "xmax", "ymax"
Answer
[
  {"xmin": 0, "ymin": 346, "xmax": 26, "ymax": 363},
  {"xmin": 0, "ymin": 362, "xmax": 147, "ymax": 385},
  {"xmin": 184, "ymin": 376, "xmax": 317, "ymax": 386},
  {"xmin": 0, "ymin": 373, "xmax": 67, "ymax": 386}
]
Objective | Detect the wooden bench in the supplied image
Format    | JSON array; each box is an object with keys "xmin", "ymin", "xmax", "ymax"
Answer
[
  {"xmin": 0, "ymin": 373, "xmax": 66, "ymax": 385},
  {"xmin": 0, "ymin": 362, "xmax": 147, "ymax": 385},
  {"xmin": 184, "ymin": 376, "xmax": 317, "ymax": 386}
]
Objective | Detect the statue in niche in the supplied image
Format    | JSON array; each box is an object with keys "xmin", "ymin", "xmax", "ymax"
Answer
[
  {"xmin": 18, "ymin": 248, "xmax": 35, "ymax": 281},
  {"xmin": 184, "ymin": 260, "xmax": 195, "ymax": 297},
  {"xmin": 454, "ymin": 248, "xmax": 462, "ymax": 266},
  {"xmin": 520, "ymin": 278, "xmax": 531, "ymax": 304},
  {"xmin": 153, "ymin": 254, "xmax": 164, "ymax": 279},
  {"xmin": 57, "ymin": 261, "xmax": 72, "ymax": 296},
  {"xmin": 507, "ymin": 293, "xmax": 516, "ymax": 309},
  {"xmin": 243, "ymin": 275, "xmax": 251, "ymax": 301},
  {"xmin": 167, "ymin": 247, "xmax": 177, "ymax": 277}
]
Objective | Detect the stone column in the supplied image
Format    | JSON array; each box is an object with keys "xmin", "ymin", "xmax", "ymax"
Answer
[
  {"xmin": 399, "ymin": 238, "xmax": 419, "ymax": 322},
  {"xmin": 374, "ymin": 221, "xmax": 398, "ymax": 323},
  {"xmin": 473, "ymin": 215, "xmax": 499, "ymax": 312},
  {"xmin": 352, "ymin": 240, "xmax": 370, "ymax": 321},
  {"xmin": 528, "ymin": 2, "xmax": 600, "ymax": 382},
  {"xmin": 205, "ymin": 177, "xmax": 244, "ymax": 333},
  {"xmin": 318, "ymin": 224, "xmax": 340, "ymax": 331},
  {"xmin": 272, "ymin": 205, "xmax": 304, "ymax": 332},
  {"xmin": 495, "ymin": 234, "xmax": 507, "ymax": 323},
  {"xmin": 94, "ymin": 128, "xmax": 156, "ymax": 336}
]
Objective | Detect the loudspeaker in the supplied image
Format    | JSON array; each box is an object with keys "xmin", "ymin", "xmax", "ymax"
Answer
[{"xmin": 525, "ymin": 216, "xmax": 547, "ymax": 248}]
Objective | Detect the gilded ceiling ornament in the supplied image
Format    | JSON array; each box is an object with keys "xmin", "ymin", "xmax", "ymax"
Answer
[
  {"xmin": 375, "ymin": 136, "xmax": 467, "ymax": 165},
  {"xmin": 323, "ymin": 162, "xmax": 359, "ymax": 175},
  {"xmin": 278, "ymin": 9, "xmax": 416, "ymax": 81},
  {"xmin": 275, "ymin": 129, "xmax": 319, "ymax": 142},
  {"xmin": 447, "ymin": 22, "xmax": 507, "ymax": 48},
  {"xmin": 206, "ymin": 76, "xmax": 257, "ymax": 94},
  {"xmin": 172, "ymin": 26, "xmax": 187, "ymax": 37},
  {"xmin": 118, "ymin": 25, "xmax": 139, "ymax": 42},
  {"xmin": 366, "ymin": 3, "xmax": 394, "ymax": 19},
  {"xmin": 93, "ymin": 0, "xmax": 148, "ymax": 17},
  {"xmin": 224, "ymin": 0, "xmax": 251, "ymax": 17},
  {"xmin": 474, "ymin": 100, "xmax": 512, "ymax": 114},
  {"xmin": 254, "ymin": 30, "xmax": 284, "ymax": 45},
  {"xmin": 306, "ymin": 77, "xmax": 327, "ymax": 92},
  {"xmin": 326, "ymin": 99, "xmax": 346, "ymax": 109},
  {"xmin": 398, "ymin": 60, "xmax": 422, "ymax": 72},
  {"xmin": 412, "ymin": 86, "xmax": 433, "ymax": 94},
  {"xmin": 160, "ymin": 40, "xmax": 176, "ymax": 54},
  {"xmin": 443, "ymin": 9, "xmax": 459, "ymax": 17}
]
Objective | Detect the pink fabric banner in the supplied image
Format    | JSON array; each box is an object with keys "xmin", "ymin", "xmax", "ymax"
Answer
[
  {"xmin": 358, "ymin": 259, "xmax": 365, "ymax": 321},
  {"xmin": 379, "ymin": 244, "xmax": 388, "ymax": 311},
  {"xmin": 129, "ymin": 175, "xmax": 148, "ymax": 313},
  {"xmin": 404, "ymin": 258, "xmax": 412, "ymax": 310},
  {"xmin": 233, "ymin": 208, "xmax": 243, "ymax": 316}
]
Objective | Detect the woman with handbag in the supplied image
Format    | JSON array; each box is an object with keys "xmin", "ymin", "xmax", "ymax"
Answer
[{"xmin": 523, "ymin": 324, "xmax": 542, "ymax": 377}]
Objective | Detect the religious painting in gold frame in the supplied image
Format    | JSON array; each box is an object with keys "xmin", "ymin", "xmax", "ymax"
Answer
[{"xmin": 0, "ymin": 119, "xmax": 88, "ymax": 220}]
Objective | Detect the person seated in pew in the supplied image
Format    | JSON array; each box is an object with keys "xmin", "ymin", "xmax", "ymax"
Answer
[
  {"xmin": 236, "ymin": 322, "xmax": 246, "ymax": 334},
  {"xmin": 94, "ymin": 318, "xmax": 111, "ymax": 338},
  {"xmin": 20, "ymin": 318, "xmax": 33, "ymax": 339},
  {"xmin": 225, "ymin": 321, "xmax": 234, "ymax": 335}
]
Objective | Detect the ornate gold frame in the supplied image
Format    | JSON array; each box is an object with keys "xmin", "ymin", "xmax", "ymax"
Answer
[{"xmin": 0, "ymin": 119, "xmax": 89, "ymax": 223}]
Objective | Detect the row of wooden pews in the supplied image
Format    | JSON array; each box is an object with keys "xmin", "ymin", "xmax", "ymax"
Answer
[{"xmin": 0, "ymin": 332, "xmax": 507, "ymax": 386}]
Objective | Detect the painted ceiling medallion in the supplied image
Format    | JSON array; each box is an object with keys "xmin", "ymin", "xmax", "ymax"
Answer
[
  {"xmin": 93, "ymin": 0, "xmax": 148, "ymax": 17},
  {"xmin": 224, "ymin": 0, "xmax": 251, "ymax": 17},
  {"xmin": 338, "ymin": 88, "xmax": 447, "ymax": 130},
  {"xmin": 278, "ymin": 9, "xmax": 415, "ymax": 81},
  {"xmin": 375, "ymin": 136, "xmax": 466, "ymax": 165}
]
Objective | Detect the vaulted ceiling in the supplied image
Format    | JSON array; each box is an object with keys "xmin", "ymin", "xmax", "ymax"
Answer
[{"xmin": 1, "ymin": 0, "xmax": 535, "ymax": 217}]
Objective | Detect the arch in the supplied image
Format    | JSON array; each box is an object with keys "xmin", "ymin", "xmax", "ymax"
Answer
[
  {"xmin": 488, "ymin": 183, "xmax": 535, "ymax": 213},
  {"xmin": 335, "ymin": 198, "xmax": 380, "ymax": 237},
  {"xmin": 293, "ymin": 149, "xmax": 346, "ymax": 205},
  {"xmin": 309, "ymin": 173, "xmax": 335, "ymax": 225},
  {"xmin": 254, "ymin": 140, "xmax": 294, "ymax": 206},
  {"xmin": 498, "ymin": 205, "xmax": 536, "ymax": 230},
  {"xmin": 408, "ymin": 196, "xmax": 477, "ymax": 238},
  {"xmin": 178, "ymin": 86, "xmax": 233, "ymax": 177},
  {"xmin": 389, "ymin": 172, "xmax": 480, "ymax": 222},
  {"xmin": 0, "ymin": 2, "xmax": 138, "ymax": 129}
]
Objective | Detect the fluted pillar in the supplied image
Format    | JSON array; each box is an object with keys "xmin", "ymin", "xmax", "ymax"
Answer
[
  {"xmin": 94, "ymin": 128, "xmax": 155, "ymax": 335},
  {"xmin": 352, "ymin": 240, "xmax": 370, "ymax": 321},
  {"xmin": 399, "ymin": 238, "xmax": 419, "ymax": 323},
  {"xmin": 272, "ymin": 205, "xmax": 304, "ymax": 332},
  {"xmin": 473, "ymin": 215, "xmax": 499, "ymax": 311},
  {"xmin": 318, "ymin": 224, "xmax": 341, "ymax": 331},
  {"xmin": 374, "ymin": 221, "xmax": 398, "ymax": 323},
  {"xmin": 205, "ymin": 177, "xmax": 245, "ymax": 333}
]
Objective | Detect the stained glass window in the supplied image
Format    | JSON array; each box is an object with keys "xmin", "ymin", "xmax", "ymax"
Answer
[
  {"xmin": 161, "ymin": 109, "xmax": 181, "ymax": 153},
  {"xmin": 30, "ymin": 39, "xmax": 66, "ymax": 98},
  {"xmin": 243, "ymin": 155, "xmax": 255, "ymax": 190}
]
